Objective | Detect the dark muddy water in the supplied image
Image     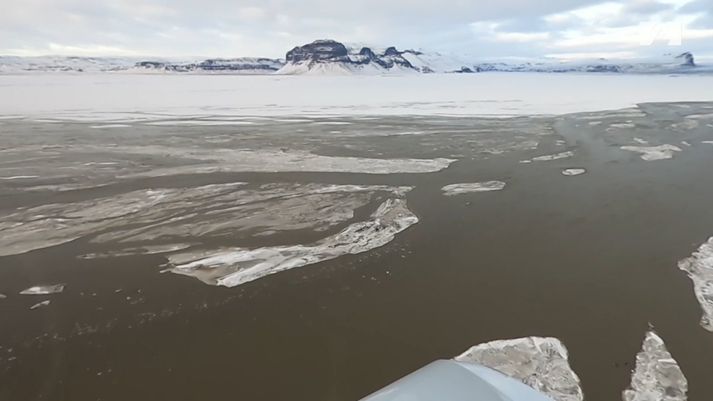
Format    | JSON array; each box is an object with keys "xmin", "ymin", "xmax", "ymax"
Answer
[{"xmin": 1, "ymin": 104, "xmax": 713, "ymax": 401}]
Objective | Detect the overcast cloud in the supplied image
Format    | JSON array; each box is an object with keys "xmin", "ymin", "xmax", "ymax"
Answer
[{"xmin": 2, "ymin": 0, "xmax": 713, "ymax": 59}]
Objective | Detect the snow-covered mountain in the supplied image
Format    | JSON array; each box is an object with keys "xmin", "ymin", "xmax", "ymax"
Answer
[
  {"xmin": 1, "ymin": 39, "xmax": 710, "ymax": 75},
  {"xmin": 0, "ymin": 56, "xmax": 138, "ymax": 73},
  {"xmin": 277, "ymin": 40, "xmax": 708, "ymax": 75},
  {"xmin": 276, "ymin": 39, "xmax": 473, "ymax": 74},
  {"xmin": 131, "ymin": 58, "xmax": 283, "ymax": 74},
  {"xmin": 0, "ymin": 56, "xmax": 283, "ymax": 74}
]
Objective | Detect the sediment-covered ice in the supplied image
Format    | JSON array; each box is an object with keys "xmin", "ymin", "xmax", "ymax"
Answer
[
  {"xmin": 620, "ymin": 145, "xmax": 682, "ymax": 161},
  {"xmin": 0, "ymin": 183, "xmax": 411, "ymax": 257},
  {"xmin": 454, "ymin": 337, "xmax": 583, "ymax": 401},
  {"xmin": 20, "ymin": 284, "xmax": 65, "ymax": 295},
  {"xmin": 678, "ymin": 237, "xmax": 713, "ymax": 331},
  {"xmin": 441, "ymin": 181, "xmax": 506, "ymax": 196},
  {"xmin": 562, "ymin": 169, "xmax": 586, "ymax": 176},
  {"xmin": 168, "ymin": 198, "xmax": 418, "ymax": 287},
  {"xmin": 623, "ymin": 331, "xmax": 687, "ymax": 401}
]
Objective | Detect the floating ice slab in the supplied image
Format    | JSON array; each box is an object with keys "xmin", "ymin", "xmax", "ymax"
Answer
[
  {"xmin": 521, "ymin": 151, "xmax": 574, "ymax": 164},
  {"xmin": 442, "ymin": 181, "xmax": 506, "ymax": 196},
  {"xmin": 0, "ymin": 293, "xmax": 6, "ymax": 299},
  {"xmin": 20, "ymin": 284, "xmax": 65, "ymax": 295},
  {"xmin": 562, "ymin": 169, "xmax": 586, "ymax": 176},
  {"xmin": 623, "ymin": 331, "xmax": 687, "ymax": 401},
  {"xmin": 168, "ymin": 198, "xmax": 418, "ymax": 287},
  {"xmin": 454, "ymin": 337, "xmax": 583, "ymax": 401},
  {"xmin": 678, "ymin": 237, "xmax": 713, "ymax": 331},
  {"xmin": 620, "ymin": 145, "xmax": 682, "ymax": 161},
  {"xmin": 30, "ymin": 300, "xmax": 50, "ymax": 310}
]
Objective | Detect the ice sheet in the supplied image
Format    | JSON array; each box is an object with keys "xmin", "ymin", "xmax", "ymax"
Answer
[
  {"xmin": 441, "ymin": 181, "xmax": 506, "ymax": 196},
  {"xmin": 454, "ymin": 337, "xmax": 583, "ymax": 401},
  {"xmin": 678, "ymin": 237, "xmax": 713, "ymax": 331},
  {"xmin": 168, "ymin": 198, "xmax": 418, "ymax": 287},
  {"xmin": 3, "ymin": 74, "xmax": 713, "ymax": 120},
  {"xmin": 620, "ymin": 145, "xmax": 682, "ymax": 161},
  {"xmin": 623, "ymin": 331, "xmax": 687, "ymax": 401}
]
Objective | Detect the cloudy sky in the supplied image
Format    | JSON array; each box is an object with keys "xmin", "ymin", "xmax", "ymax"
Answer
[{"xmin": 2, "ymin": 0, "xmax": 713, "ymax": 59}]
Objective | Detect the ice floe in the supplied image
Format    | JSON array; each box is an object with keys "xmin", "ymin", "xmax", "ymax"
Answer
[
  {"xmin": 30, "ymin": 300, "xmax": 50, "ymax": 310},
  {"xmin": 168, "ymin": 198, "xmax": 418, "ymax": 287},
  {"xmin": 1, "ymin": 183, "xmax": 410, "ymax": 257},
  {"xmin": 623, "ymin": 331, "xmax": 687, "ymax": 401},
  {"xmin": 608, "ymin": 122, "xmax": 636, "ymax": 129},
  {"xmin": 109, "ymin": 147, "xmax": 456, "ymax": 176},
  {"xmin": 0, "ymin": 293, "xmax": 6, "ymax": 299},
  {"xmin": 441, "ymin": 181, "xmax": 506, "ymax": 196},
  {"xmin": 521, "ymin": 151, "xmax": 574, "ymax": 164},
  {"xmin": 20, "ymin": 284, "xmax": 65, "ymax": 295},
  {"xmin": 78, "ymin": 243, "xmax": 193, "ymax": 259},
  {"xmin": 0, "ymin": 175, "xmax": 39, "ymax": 180},
  {"xmin": 562, "ymin": 169, "xmax": 586, "ymax": 176},
  {"xmin": 144, "ymin": 120, "xmax": 256, "ymax": 126},
  {"xmin": 454, "ymin": 337, "xmax": 583, "ymax": 401},
  {"xmin": 89, "ymin": 124, "xmax": 131, "ymax": 129},
  {"xmin": 678, "ymin": 237, "xmax": 713, "ymax": 331},
  {"xmin": 620, "ymin": 145, "xmax": 682, "ymax": 161}
]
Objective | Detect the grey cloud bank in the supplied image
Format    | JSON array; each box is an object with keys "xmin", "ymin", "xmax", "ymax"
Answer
[{"xmin": 2, "ymin": 0, "xmax": 713, "ymax": 59}]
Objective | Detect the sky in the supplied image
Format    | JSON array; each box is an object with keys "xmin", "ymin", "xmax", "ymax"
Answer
[{"xmin": 1, "ymin": 0, "xmax": 713, "ymax": 59}]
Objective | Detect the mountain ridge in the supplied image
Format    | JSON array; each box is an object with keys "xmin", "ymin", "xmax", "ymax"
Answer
[{"xmin": 1, "ymin": 39, "xmax": 708, "ymax": 75}]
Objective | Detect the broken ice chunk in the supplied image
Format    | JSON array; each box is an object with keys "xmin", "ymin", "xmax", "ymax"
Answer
[
  {"xmin": 0, "ymin": 293, "xmax": 7, "ymax": 299},
  {"xmin": 562, "ymin": 169, "xmax": 586, "ymax": 176},
  {"xmin": 20, "ymin": 284, "xmax": 65, "ymax": 295},
  {"xmin": 441, "ymin": 181, "xmax": 506, "ymax": 196},
  {"xmin": 678, "ymin": 236, "xmax": 713, "ymax": 331},
  {"xmin": 454, "ymin": 337, "xmax": 583, "ymax": 401},
  {"xmin": 30, "ymin": 300, "xmax": 51, "ymax": 310},
  {"xmin": 623, "ymin": 331, "xmax": 687, "ymax": 401},
  {"xmin": 620, "ymin": 145, "xmax": 682, "ymax": 161}
]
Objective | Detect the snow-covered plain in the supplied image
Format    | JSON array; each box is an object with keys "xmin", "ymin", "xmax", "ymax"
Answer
[{"xmin": 2, "ymin": 73, "xmax": 713, "ymax": 120}]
